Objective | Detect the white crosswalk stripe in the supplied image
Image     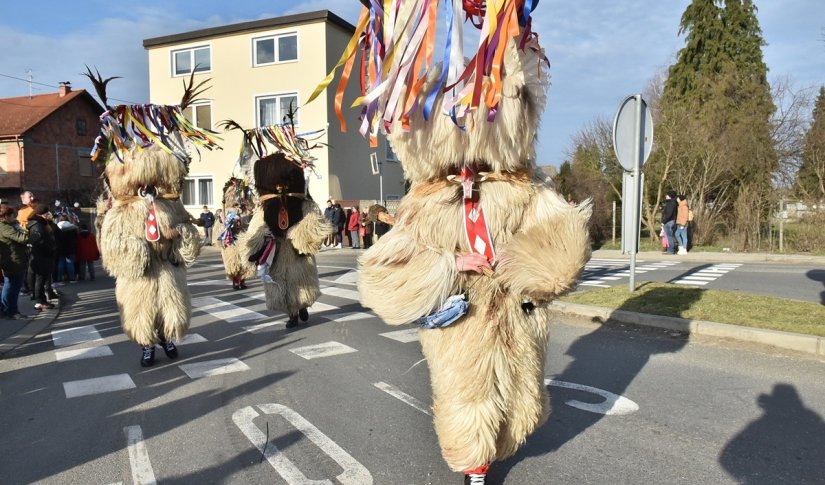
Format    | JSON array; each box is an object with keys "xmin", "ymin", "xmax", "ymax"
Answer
[
  {"xmin": 179, "ymin": 358, "xmax": 251, "ymax": 378},
  {"xmin": 577, "ymin": 259, "xmax": 679, "ymax": 288},
  {"xmin": 63, "ymin": 374, "xmax": 136, "ymax": 398},
  {"xmin": 289, "ymin": 341, "xmax": 358, "ymax": 360},
  {"xmin": 192, "ymin": 296, "xmax": 268, "ymax": 323},
  {"xmin": 671, "ymin": 263, "xmax": 742, "ymax": 286},
  {"xmin": 379, "ymin": 328, "xmax": 420, "ymax": 343}
]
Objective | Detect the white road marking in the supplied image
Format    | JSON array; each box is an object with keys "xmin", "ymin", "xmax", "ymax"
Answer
[
  {"xmin": 187, "ymin": 280, "xmax": 225, "ymax": 286},
  {"xmin": 379, "ymin": 328, "xmax": 420, "ymax": 343},
  {"xmin": 373, "ymin": 382, "xmax": 431, "ymax": 415},
  {"xmin": 321, "ymin": 285, "xmax": 361, "ymax": 301},
  {"xmin": 124, "ymin": 425, "xmax": 157, "ymax": 485},
  {"xmin": 243, "ymin": 319, "xmax": 286, "ymax": 333},
  {"xmin": 289, "ymin": 341, "xmax": 358, "ymax": 360},
  {"xmin": 178, "ymin": 333, "xmax": 208, "ymax": 344},
  {"xmin": 674, "ymin": 280, "xmax": 709, "ymax": 286},
  {"xmin": 233, "ymin": 404, "xmax": 373, "ymax": 485},
  {"xmin": 670, "ymin": 263, "xmax": 741, "ymax": 286},
  {"xmin": 579, "ymin": 282, "xmax": 611, "ymax": 288},
  {"xmin": 546, "ymin": 379, "xmax": 639, "ymax": 415},
  {"xmin": 320, "ymin": 312, "xmax": 375, "ymax": 323},
  {"xmin": 335, "ymin": 271, "xmax": 359, "ymax": 285},
  {"xmin": 54, "ymin": 345, "xmax": 113, "ymax": 362},
  {"xmin": 63, "ymin": 374, "xmax": 136, "ymax": 398},
  {"xmin": 679, "ymin": 275, "xmax": 717, "ymax": 281},
  {"xmin": 179, "ymin": 358, "xmax": 251, "ymax": 378},
  {"xmin": 51, "ymin": 325, "xmax": 103, "ymax": 347},
  {"xmin": 192, "ymin": 296, "xmax": 268, "ymax": 323}
]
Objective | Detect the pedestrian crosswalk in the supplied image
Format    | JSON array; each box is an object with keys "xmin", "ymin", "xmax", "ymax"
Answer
[
  {"xmin": 578, "ymin": 259, "xmax": 679, "ymax": 287},
  {"xmin": 44, "ymin": 255, "xmax": 742, "ymax": 402}
]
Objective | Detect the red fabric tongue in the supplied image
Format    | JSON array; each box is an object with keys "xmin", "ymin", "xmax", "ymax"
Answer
[
  {"xmin": 145, "ymin": 203, "xmax": 160, "ymax": 242},
  {"xmin": 278, "ymin": 203, "xmax": 289, "ymax": 230}
]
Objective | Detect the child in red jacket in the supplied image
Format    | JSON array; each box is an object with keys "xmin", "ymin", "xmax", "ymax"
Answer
[{"xmin": 76, "ymin": 223, "xmax": 100, "ymax": 281}]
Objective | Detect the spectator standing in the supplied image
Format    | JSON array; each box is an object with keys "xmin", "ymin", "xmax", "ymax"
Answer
[
  {"xmin": 332, "ymin": 203, "xmax": 345, "ymax": 249},
  {"xmin": 675, "ymin": 194, "xmax": 690, "ymax": 255},
  {"xmin": 323, "ymin": 200, "xmax": 336, "ymax": 247},
  {"xmin": 55, "ymin": 215, "xmax": 78, "ymax": 284},
  {"xmin": 0, "ymin": 204, "xmax": 30, "ymax": 318},
  {"xmin": 26, "ymin": 204, "xmax": 56, "ymax": 311},
  {"xmin": 69, "ymin": 202, "xmax": 82, "ymax": 224},
  {"xmin": 347, "ymin": 207, "xmax": 360, "ymax": 248},
  {"xmin": 17, "ymin": 190, "xmax": 36, "ymax": 295},
  {"xmin": 661, "ymin": 190, "xmax": 677, "ymax": 255},
  {"xmin": 17, "ymin": 191, "xmax": 36, "ymax": 230},
  {"xmin": 199, "ymin": 205, "xmax": 215, "ymax": 246},
  {"xmin": 76, "ymin": 223, "xmax": 100, "ymax": 281},
  {"xmin": 359, "ymin": 209, "xmax": 374, "ymax": 249}
]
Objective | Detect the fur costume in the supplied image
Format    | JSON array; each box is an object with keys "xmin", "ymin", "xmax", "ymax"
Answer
[
  {"xmin": 99, "ymin": 146, "xmax": 202, "ymax": 345},
  {"xmin": 238, "ymin": 153, "xmax": 333, "ymax": 317},
  {"xmin": 219, "ymin": 177, "xmax": 255, "ymax": 282},
  {"xmin": 86, "ymin": 68, "xmax": 218, "ymax": 346},
  {"xmin": 315, "ymin": 1, "xmax": 592, "ymax": 474}
]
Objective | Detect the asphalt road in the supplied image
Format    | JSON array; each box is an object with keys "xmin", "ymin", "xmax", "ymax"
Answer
[{"xmin": 1, "ymin": 248, "xmax": 823, "ymax": 484}]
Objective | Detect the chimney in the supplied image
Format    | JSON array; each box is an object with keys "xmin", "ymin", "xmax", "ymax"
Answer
[{"xmin": 58, "ymin": 81, "xmax": 71, "ymax": 97}]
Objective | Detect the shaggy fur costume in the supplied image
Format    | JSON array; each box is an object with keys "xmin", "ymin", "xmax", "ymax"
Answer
[
  {"xmin": 357, "ymin": 40, "xmax": 591, "ymax": 471},
  {"xmin": 98, "ymin": 146, "xmax": 201, "ymax": 346},
  {"xmin": 238, "ymin": 155, "xmax": 332, "ymax": 316},
  {"xmin": 220, "ymin": 183, "xmax": 255, "ymax": 282}
]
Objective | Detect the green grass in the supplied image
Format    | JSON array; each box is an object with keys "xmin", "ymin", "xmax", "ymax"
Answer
[{"xmin": 560, "ymin": 282, "xmax": 825, "ymax": 337}]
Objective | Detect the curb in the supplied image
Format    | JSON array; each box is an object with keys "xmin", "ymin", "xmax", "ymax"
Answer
[
  {"xmin": 592, "ymin": 249, "xmax": 825, "ymax": 265},
  {"xmin": 0, "ymin": 301, "xmax": 62, "ymax": 357},
  {"xmin": 551, "ymin": 301, "xmax": 825, "ymax": 357}
]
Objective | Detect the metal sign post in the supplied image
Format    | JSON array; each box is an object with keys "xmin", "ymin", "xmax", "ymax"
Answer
[{"xmin": 613, "ymin": 94, "xmax": 653, "ymax": 292}]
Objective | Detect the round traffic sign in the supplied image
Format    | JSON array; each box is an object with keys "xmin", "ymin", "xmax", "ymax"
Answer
[{"xmin": 612, "ymin": 95, "xmax": 653, "ymax": 171}]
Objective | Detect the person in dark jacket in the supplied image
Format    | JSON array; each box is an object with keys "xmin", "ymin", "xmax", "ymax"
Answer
[
  {"xmin": 199, "ymin": 205, "xmax": 215, "ymax": 246},
  {"xmin": 323, "ymin": 200, "xmax": 336, "ymax": 247},
  {"xmin": 0, "ymin": 204, "xmax": 30, "ymax": 318},
  {"xmin": 26, "ymin": 204, "xmax": 57, "ymax": 310},
  {"xmin": 55, "ymin": 215, "xmax": 79, "ymax": 283},
  {"xmin": 661, "ymin": 190, "xmax": 678, "ymax": 255},
  {"xmin": 332, "ymin": 203, "xmax": 345, "ymax": 249}
]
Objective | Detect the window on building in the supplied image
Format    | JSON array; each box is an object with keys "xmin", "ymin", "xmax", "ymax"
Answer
[
  {"xmin": 76, "ymin": 118, "xmax": 87, "ymax": 136},
  {"xmin": 256, "ymin": 93, "xmax": 298, "ymax": 127},
  {"xmin": 182, "ymin": 176, "xmax": 213, "ymax": 207},
  {"xmin": 182, "ymin": 101, "xmax": 213, "ymax": 130},
  {"xmin": 172, "ymin": 46, "xmax": 211, "ymax": 76},
  {"xmin": 77, "ymin": 149, "xmax": 94, "ymax": 177},
  {"xmin": 253, "ymin": 33, "xmax": 298, "ymax": 66}
]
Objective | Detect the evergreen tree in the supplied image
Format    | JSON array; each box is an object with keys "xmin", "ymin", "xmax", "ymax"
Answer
[{"xmin": 797, "ymin": 86, "xmax": 825, "ymax": 200}]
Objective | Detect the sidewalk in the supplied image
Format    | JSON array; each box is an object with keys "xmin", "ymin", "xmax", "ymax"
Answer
[
  {"xmin": 0, "ymin": 288, "xmax": 62, "ymax": 357},
  {"xmin": 593, "ymin": 248, "xmax": 825, "ymax": 265}
]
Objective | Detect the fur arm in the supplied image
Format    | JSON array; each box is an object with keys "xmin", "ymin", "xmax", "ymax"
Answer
[
  {"xmin": 99, "ymin": 205, "xmax": 151, "ymax": 279},
  {"xmin": 238, "ymin": 210, "xmax": 268, "ymax": 262},
  {"xmin": 358, "ymin": 227, "xmax": 458, "ymax": 325},
  {"xmin": 495, "ymin": 197, "xmax": 591, "ymax": 303},
  {"xmin": 290, "ymin": 200, "xmax": 334, "ymax": 255},
  {"xmin": 174, "ymin": 222, "xmax": 201, "ymax": 268}
]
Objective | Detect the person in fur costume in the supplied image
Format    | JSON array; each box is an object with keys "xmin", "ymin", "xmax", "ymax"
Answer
[
  {"xmin": 225, "ymin": 118, "xmax": 332, "ymax": 329},
  {"xmin": 86, "ymin": 68, "xmax": 220, "ymax": 366},
  {"xmin": 313, "ymin": 2, "xmax": 592, "ymax": 482},
  {"xmin": 219, "ymin": 177, "xmax": 255, "ymax": 290}
]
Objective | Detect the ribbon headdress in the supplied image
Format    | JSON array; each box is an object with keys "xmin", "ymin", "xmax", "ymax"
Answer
[
  {"xmin": 83, "ymin": 66, "xmax": 222, "ymax": 165},
  {"xmin": 307, "ymin": 0, "xmax": 547, "ymax": 146}
]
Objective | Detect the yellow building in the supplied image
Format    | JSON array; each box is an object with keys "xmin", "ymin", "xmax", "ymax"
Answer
[{"xmin": 143, "ymin": 10, "xmax": 405, "ymax": 214}]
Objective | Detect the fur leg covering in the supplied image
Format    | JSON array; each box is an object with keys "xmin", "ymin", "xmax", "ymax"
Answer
[{"xmin": 115, "ymin": 265, "xmax": 191, "ymax": 346}]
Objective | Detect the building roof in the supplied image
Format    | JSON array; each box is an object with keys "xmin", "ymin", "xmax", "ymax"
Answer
[
  {"xmin": 0, "ymin": 89, "xmax": 101, "ymax": 138},
  {"xmin": 143, "ymin": 10, "xmax": 355, "ymax": 49}
]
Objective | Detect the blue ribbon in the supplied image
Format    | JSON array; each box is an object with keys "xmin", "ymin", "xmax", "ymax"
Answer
[{"xmin": 423, "ymin": 0, "xmax": 454, "ymax": 121}]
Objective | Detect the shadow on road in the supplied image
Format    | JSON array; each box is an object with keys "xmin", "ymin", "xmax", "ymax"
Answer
[
  {"xmin": 719, "ymin": 383, "xmax": 825, "ymax": 483},
  {"xmin": 805, "ymin": 269, "xmax": 825, "ymax": 305},
  {"xmin": 490, "ymin": 283, "xmax": 700, "ymax": 483}
]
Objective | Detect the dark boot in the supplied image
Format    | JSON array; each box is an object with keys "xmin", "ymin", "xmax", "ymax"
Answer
[
  {"xmin": 140, "ymin": 346, "xmax": 156, "ymax": 367},
  {"xmin": 299, "ymin": 308, "xmax": 309, "ymax": 322},
  {"xmin": 285, "ymin": 314, "xmax": 299, "ymax": 329},
  {"xmin": 160, "ymin": 340, "xmax": 178, "ymax": 359}
]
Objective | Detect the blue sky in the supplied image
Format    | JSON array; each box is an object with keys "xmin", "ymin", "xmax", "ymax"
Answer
[{"xmin": 1, "ymin": 0, "xmax": 822, "ymax": 167}]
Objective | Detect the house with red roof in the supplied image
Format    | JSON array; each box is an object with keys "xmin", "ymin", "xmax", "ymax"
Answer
[{"xmin": 0, "ymin": 84, "xmax": 104, "ymax": 205}]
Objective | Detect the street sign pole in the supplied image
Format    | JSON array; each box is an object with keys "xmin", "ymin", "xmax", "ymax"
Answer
[
  {"xmin": 613, "ymin": 94, "xmax": 653, "ymax": 293},
  {"xmin": 629, "ymin": 96, "xmax": 643, "ymax": 292}
]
